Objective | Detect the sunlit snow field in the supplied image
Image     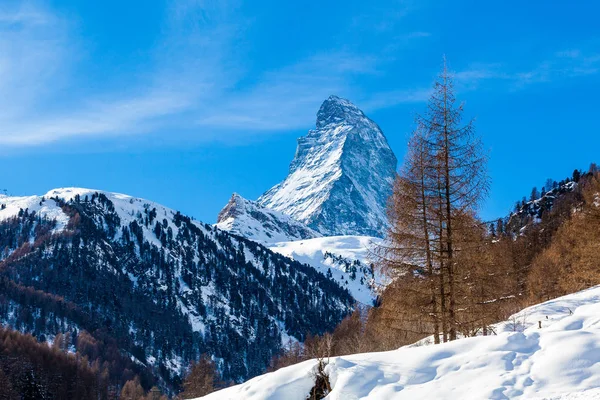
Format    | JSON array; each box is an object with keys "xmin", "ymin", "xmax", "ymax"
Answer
[{"xmin": 198, "ymin": 285, "xmax": 600, "ymax": 399}]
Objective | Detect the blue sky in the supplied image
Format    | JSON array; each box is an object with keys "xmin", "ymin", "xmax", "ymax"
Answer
[{"xmin": 1, "ymin": 0, "xmax": 599, "ymax": 223}]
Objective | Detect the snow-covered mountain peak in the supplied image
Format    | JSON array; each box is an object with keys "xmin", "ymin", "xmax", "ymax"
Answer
[
  {"xmin": 215, "ymin": 193, "xmax": 320, "ymax": 243},
  {"xmin": 217, "ymin": 192, "xmax": 246, "ymax": 219},
  {"xmin": 316, "ymin": 95, "xmax": 367, "ymax": 129},
  {"xmin": 258, "ymin": 95, "xmax": 397, "ymax": 237}
]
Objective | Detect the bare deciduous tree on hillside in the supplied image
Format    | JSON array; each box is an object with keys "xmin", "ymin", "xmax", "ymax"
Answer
[
  {"xmin": 181, "ymin": 354, "xmax": 221, "ymax": 399},
  {"xmin": 377, "ymin": 58, "xmax": 490, "ymax": 343}
]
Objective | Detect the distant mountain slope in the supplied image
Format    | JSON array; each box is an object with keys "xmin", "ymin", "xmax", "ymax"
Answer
[
  {"xmin": 268, "ymin": 236, "xmax": 385, "ymax": 305},
  {"xmin": 197, "ymin": 284, "xmax": 600, "ymax": 400},
  {"xmin": 215, "ymin": 196, "xmax": 386, "ymax": 304},
  {"xmin": 215, "ymin": 193, "xmax": 320, "ymax": 243},
  {"xmin": 257, "ymin": 95, "xmax": 397, "ymax": 237},
  {"xmin": 0, "ymin": 188, "xmax": 354, "ymax": 387}
]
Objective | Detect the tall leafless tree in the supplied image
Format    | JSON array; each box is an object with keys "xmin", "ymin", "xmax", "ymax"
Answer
[
  {"xmin": 378, "ymin": 58, "xmax": 489, "ymax": 343},
  {"xmin": 418, "ymin": 57, "xmax": 489, "ymax": 340}
]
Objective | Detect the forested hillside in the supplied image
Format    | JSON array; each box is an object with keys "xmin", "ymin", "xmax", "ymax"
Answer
[
  {"xmin": 0, "ymin": 327, "xmax": 106, "ymax": 399},
  {"xmin": 0, "ymin": 189, "xmax": 354, "ymax": 395}
]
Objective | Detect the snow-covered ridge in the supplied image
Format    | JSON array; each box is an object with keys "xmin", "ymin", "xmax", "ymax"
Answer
[
  {"xmin": 0, "ymin": 187, "xmax": 203, "ymax": 244},
  {"xmin": 215, "ymin": 195, "xmax": 385, "ymax": 304},
  {"xmin": 0, "ymin": 192, "xmax": 71, "ymax": 232},
  {"xmin": 198, "ymin": 285, "xmax": 600, "ymax": 399},
  {"xmin": 2, "ymin": 188, "xmax": 375, "ymax": 305},
  {"xmin": 215, "ymin": 193, "xmax": 320, "ymax": 243},
  {"xmin": 257, "ymin": 95, "xmax": 397, "ymax": 237}
]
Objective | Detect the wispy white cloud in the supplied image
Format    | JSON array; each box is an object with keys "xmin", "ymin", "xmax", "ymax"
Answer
[
  {"xmin": 517, "ymin": 49, "xmax": 600, "ymax": 85},
  {"xmin": 454, "ymin": 48, "xmax": 600, "ymax": 90},
  {"xmin": 9, "ymin": 0, "xmax": 597, "ymax": 149},
  {"xmin": 0, "ymin": 2, "xmax": 53, "ymax": 25},
  {"xmin": 360, "ymin": 88, "xmax": 431, "ymax": 111},
  {"xmin": 197, "ymin": 51, "xmax": 390, "ymax": 130},
  {"xmin": 0, "ymin": 1, "xmax": 432, "ymax": 147},
  {"xmin": 0, "ymin": 3, "xmax": 69, "ymax": 117},
  {"xmin": 0, "ymin": 1, "xmax": 232, "ymax": 147},
  {"xmin": 2, "ymin": 93, "xmax": 191, "ymax": 145},
  {"xmin": 0, "ymin": 0, "xmax": 439, "ymax": 148}
]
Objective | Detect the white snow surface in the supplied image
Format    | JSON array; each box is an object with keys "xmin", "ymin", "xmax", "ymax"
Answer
[
  {"xmin": 268, "ymin": 236, "xmax": 384, "ymax": 305},
  {"xmin": 0, "ymin": 193, "xmax": 71, "ymax": 232},
  {"xmin": 197, "ymin": 285, "xmax": 600, "ymax": 400}
]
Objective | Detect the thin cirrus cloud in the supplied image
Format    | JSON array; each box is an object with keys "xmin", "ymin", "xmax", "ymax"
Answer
[
  {"xmin": 454, "ymin": 48, "xmax": 600, "ymax": 90},
  {"xmin": 4, "ymin": 1, "xmax": 596, "ymax": 149},
  {"xmin": 0, "ymin": 2, "xmax": 218, "ymax": 147},
  {"xmin": 0, "ymin": 3, "xmax": 69, "ymax": 118},
  {"xmin": 515, "ymin": 49, "xmax": 600, "ymax": 85},
  {"xmin": 0, "ymin": 1, "xmax": 430, "ymax": 148},
  {"xmin": 2, "ymin": 94, "xmax": 193, "ymax": 145},
  {"xmin": 196, "ymin": 51, "xmax": 387, "ymax": 131}
]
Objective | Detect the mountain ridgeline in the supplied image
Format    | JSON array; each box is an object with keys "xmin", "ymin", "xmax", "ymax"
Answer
[
  {"xmin": 491, "ymin": 169, "xmax": 588, "ymax": 237},
  {"xmin": 0, "ymin": 189, "xmax": 354, "ymax": 391}
]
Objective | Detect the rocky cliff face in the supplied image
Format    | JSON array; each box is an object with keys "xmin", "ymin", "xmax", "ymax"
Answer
[{"xmin": 257, "ymin": 95, "xmax": 397, "ymax": 237}]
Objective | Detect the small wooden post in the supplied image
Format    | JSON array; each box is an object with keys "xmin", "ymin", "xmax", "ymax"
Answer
[{"xmin": 150, "ymin": 387, "xmax": 161, "ymax": 400}]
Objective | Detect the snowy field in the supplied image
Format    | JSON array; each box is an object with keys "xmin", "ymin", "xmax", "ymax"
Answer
[{"xmin": 198, "ymin": 285, "xmax": 600, "ymax": 399}]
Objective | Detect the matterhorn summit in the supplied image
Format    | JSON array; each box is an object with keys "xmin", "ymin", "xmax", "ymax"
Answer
[{"xmin": 257, "ymin": 95, "xmax": 397, "ymax": 237}]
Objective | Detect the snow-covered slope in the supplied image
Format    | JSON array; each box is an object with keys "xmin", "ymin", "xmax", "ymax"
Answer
[
  {"xmin": 198, "ymin": 285, "xmax": 600, "ymax": 399},
  {"xmin": 216, "ymin": 197, "xmax": 383, "ymax": 304},
  {"xmin": 0, "ymin": 192, "xmax": 71, "ymax": 231},
  {"xmin": 257, "ymin": 95, "xmax": 397, "ymax": 237},
  {"xmin": 215, "ymin": 193, "xmax": 320, "ymax": 243},
  {"xmin": 214, "ymin": 193, "xmax": 387, "ymax": 303},
  {"xmin": 268, "ymin": 236, "xmax": 385, "ymax": 305}
]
